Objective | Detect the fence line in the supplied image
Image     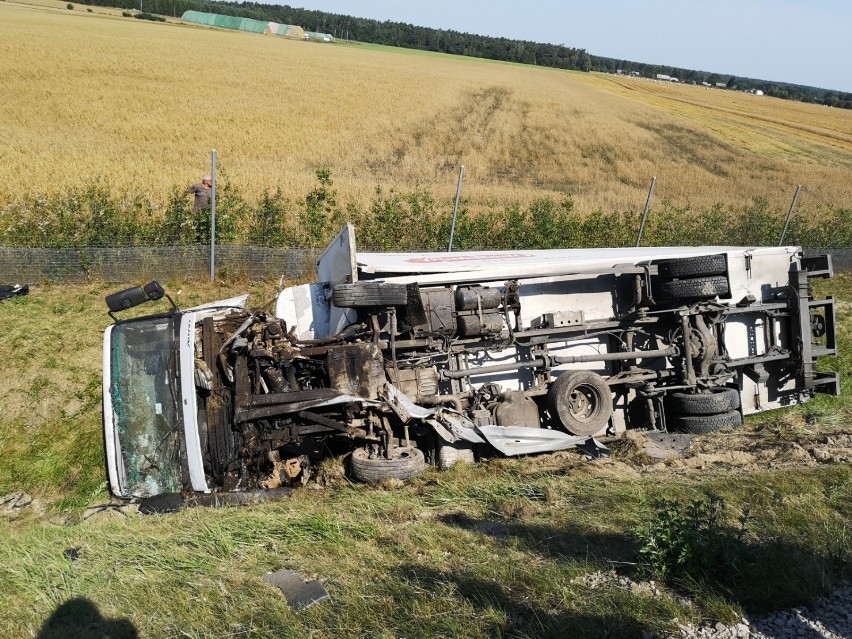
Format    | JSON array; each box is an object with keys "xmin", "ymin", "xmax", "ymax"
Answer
[
  {"xmin": 1, "ymin": 245, "xmax": 849, "ymax": 284},
  {"xmin": 0, "ymin": 245, "xmax": 321, "ymax": 283}
]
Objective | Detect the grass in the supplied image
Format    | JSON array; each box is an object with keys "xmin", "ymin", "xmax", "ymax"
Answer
[
  {"xmin": 0, "ymin": 273, "xmax": 851, "ymax": 637},
  {"xmin": 0, "ymin": 465, "xmax": 848, "ymax": 637},
  {"xmin": 1, "ymin": 0, "xmax": 851, "ymax": 219}
]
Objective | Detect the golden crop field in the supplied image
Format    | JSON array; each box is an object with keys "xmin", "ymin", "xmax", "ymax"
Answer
[{"xmin": 2, "ymin": 0, "xmax": 851, "ymax": 216}]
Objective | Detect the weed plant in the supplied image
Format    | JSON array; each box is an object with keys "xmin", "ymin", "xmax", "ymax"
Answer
[{"xmin": 635, "ymin": 494, "xmax": 757, "ymax": 611}]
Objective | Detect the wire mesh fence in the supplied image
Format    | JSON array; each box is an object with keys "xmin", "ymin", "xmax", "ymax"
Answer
[
  {"xmin": 0, "ymin": 245, "xmax": 322, "ymax": 284},
  {"xmin": 1, "ymin": 245, "xmax": 849, "ymax": 285}
]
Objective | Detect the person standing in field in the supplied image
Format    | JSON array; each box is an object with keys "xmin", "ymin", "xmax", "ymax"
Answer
[{"xmin": 185, "ymin": 174, "xmax": 212, "ymax": 214}]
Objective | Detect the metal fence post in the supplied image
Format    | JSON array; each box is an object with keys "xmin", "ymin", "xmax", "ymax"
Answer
[
  {"xmin": 448, "ymin": 165, "xmax": 465, "ymax": 252},
  {"xmin": 210, "ymin": 149, "xmax": 217, "ymax": 281},
  {"xmin": 778, "ymin": 184, "xmax": 802, "ymax": 247},
  {"xmin": 635, "ymin": 176, "xmax": 656, "ymax": 247}
]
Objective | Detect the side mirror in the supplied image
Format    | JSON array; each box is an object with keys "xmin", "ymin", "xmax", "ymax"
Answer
[
  {"xmin": 143, "ymin": 281, "xmax": 166, "ymax": 301},
  {"xmin": 106, "ymin": 281, "xmax": 177, "ymax": 321},
  {"xmin": 106, "ymin": 286, "xmax": 148, "ymax": 313}
]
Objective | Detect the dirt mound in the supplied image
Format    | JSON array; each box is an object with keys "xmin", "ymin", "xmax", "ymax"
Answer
[{"xmin": 606, "ymin": 426, "xmax": 852, "ymax": 478}]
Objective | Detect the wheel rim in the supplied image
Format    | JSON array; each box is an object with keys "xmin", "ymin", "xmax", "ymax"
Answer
[
  {"xmin": 548, "ymin": 371, "xmax": 613, "ymax": 436},
  {"xmin": 568, "ymin": 387, "xmax": 600, "ymax": 422}
]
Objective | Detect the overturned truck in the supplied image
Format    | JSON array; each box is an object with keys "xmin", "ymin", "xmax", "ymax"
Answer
[{"xmin": 103, "ymin": 225, "xmax": 838, "ymax": 499}]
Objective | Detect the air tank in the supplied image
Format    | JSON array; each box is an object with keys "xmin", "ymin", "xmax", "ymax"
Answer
[{"xmin": 455, "ymin": 286, "xmax": 501, "ymax": 311}]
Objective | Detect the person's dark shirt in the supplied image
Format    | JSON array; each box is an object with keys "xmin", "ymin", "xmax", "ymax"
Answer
[{"xmin": 186, "ymin": 183, "xmax": 211, "ymax": 213}]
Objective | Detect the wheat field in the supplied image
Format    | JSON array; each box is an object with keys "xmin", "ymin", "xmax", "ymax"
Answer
[{"xmin": 1, "ymin": 0, "xmax": 851, "ymax": 216}]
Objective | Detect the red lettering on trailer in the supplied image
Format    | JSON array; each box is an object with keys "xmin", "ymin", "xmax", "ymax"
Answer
[{"xmin": 406, "ymin": 254, "xmax": 534, "ymax": 264}]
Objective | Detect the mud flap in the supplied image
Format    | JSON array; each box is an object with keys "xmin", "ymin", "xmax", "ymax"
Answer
[{"xmin": 317, "ymin": 222, "xmax": 360, "ymax": 336}]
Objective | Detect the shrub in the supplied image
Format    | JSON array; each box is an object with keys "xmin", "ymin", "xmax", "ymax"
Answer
[
  {"xmin": 134, "ymin": 12, "xmax": 166, "ymax": 22},
  {"xmin": 247, "ymin": 188, "xmax": 296, "ymax": 247},
  {"xmin": 66, "ymin": 3, "xmax": 73, "ymax": 9},
  {"xmin": 3, "ymin": 174, "xmax": 852, "ymax": 250},
  {"xmin": 357, "ymin": 186, "xmax": 443, "ymax": 250},
  {"xmin": 301, "ymin": 168, "xmax": 341, "ymax": 246}
]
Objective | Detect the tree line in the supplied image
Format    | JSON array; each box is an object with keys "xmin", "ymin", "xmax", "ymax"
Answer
[
  {"xmin": 590, "ymin": 57, "xmax": 852, "ymax": 109},
  {"xmin": 83, "ymin": 0, "xmax": 851, "ymax": 109}
]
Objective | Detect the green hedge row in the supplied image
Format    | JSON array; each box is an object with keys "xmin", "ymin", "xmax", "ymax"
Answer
[{"xmin": 1, "ymin": 170, "xmax": 850, "ymax": 250}]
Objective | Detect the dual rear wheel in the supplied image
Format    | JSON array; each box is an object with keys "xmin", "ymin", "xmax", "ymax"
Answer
[
  {"xmin": 666, "ymin": 387, "xmax": 743, "ymax": 434},
  {"xmin": 652, "ymin": 255, "xmax": 729, "ymax": 302}
]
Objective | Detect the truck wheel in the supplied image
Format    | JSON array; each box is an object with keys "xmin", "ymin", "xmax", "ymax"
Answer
[
  {"xmin": 669, "ymin": 410, "xmax": 743, "ymax": 434},
  {"xmin": 655, "ymin": 255, "xmax": 727, "ymax": 279},
  {"xmin": 652, "ymin": 275, "xmax": 729, "ymax": 301},
  {"xmin": 332, "ymin": 282, "xmax": 409, "ymax": 308},
  {"xmin": 350, "ymin": 446, "xmax": 426, "ymax": 482},
  {"xmin": 548, "ymin": 371, "xmax": 613, "ymax": 437},
  {"xmin": 667, "ymin": 388, "xmax": 740, "ymax": 415}
]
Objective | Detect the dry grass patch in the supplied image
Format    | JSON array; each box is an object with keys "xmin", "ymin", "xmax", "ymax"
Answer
[{"xmin": 1, "ymin": 2, "xmax": 851, "ymax": 219}]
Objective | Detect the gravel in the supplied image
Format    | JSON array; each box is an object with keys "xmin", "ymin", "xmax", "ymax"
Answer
[
  {"xmin": 578, "ymin": 570, "xmax": 852, "ymax": 639},
  {"xmin": 672, "ymin": 582, "xmax": 852, "ymax": 639}
]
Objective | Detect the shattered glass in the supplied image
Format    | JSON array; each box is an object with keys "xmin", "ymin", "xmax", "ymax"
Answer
[{"xmin": 109, "ymin": 317, "xmax": 182, "ymax": 497}]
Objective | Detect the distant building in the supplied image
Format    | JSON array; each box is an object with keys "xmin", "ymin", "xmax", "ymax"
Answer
[
  {"xmin": 715, "ymin": 82, "xmax": 727, "ymax": 88},
  {"xmin": 304, "ymin": 31, "xmax": 334, "ymax": 42},
  {"xmin": 179, "ymin": 11, "xmax": 334, "ymax": 42},
  {"xmin": 656, "ymin": 73, "xmax": 671, "ymax": 81}
]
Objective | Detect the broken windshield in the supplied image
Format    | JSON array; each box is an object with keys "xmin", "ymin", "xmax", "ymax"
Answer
[{"xmin": 108, "ymin": 316, "xmax": 182, "ymax": 497}]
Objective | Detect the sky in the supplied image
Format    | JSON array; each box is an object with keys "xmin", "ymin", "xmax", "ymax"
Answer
[{"xmin": 292, "ymin": 0, "xmax": 852, "ymax": 93}]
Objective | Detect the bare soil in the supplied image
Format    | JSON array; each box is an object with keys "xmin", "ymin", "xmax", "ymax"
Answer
[{"xmin": 606, "ymin": 422, "xmax": 852, "ymax": 478}]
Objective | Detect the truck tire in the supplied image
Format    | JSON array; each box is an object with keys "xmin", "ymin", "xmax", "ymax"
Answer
[
  {"xmin": 652, "ymin": 275, "xmax": 729, "ymax": 301},
  {"xmin": 669, "ymin": 410, "xmax": 743, "ymax": 434},
  {"xmin": 350, "ymin": 446, "xmax": 426, "ymax": 483},
  {"xmin": 667, "ymin": 388, "xmax": 740, "ymax": 415},
  {"xmin": 332, "ymin": 282, "xmax": 408, "ymax": 308},
  {"xmin": 548, "ymin": 370, "xmax": 613, "ymax": 437},
  {"xmin": 655, "ymin": 255, "xmax": 727, "ymax": 279}
]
